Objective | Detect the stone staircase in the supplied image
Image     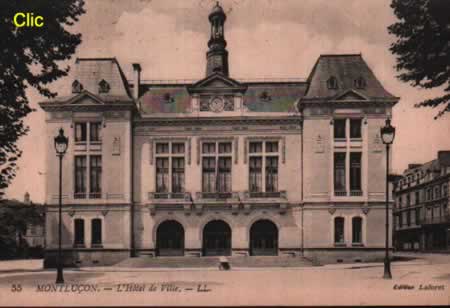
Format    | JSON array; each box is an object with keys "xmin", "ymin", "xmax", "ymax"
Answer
[{"xmin": 115, "ymin": 256, "xmax": 314, "ymax": 268}]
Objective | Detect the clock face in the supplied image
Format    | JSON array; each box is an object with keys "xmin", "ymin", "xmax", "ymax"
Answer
[{"xmin": 209, "ymin": 97, "xmax": 224, "ymax": 112}]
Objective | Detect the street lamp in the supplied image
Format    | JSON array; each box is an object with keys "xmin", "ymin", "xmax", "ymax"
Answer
[
  {"xmin": 380, "ymin": 118, "xmax": 395, "ymax": 279},
  {"xmin": 54, "ymin": 128, "xmax": 68, "ymax": 284}
]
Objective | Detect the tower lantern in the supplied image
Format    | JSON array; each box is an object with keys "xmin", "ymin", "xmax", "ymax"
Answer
[{"xmin": 206, "ymin": 2, "xmax": 229, "ymax": 77}]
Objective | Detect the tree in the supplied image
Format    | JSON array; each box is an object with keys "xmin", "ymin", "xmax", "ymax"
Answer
[
  {"xmin": 388, "ymin": 0, "xmax": 450, "ymax": 119},
  {"xmin": 0, "ymin": 1, "xmax": 85, "ymax": 196}
]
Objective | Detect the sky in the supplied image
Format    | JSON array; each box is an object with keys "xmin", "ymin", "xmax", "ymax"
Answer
[{"xmin": 5, "ymin": 0, "xmax": 450, "ymax": 203}]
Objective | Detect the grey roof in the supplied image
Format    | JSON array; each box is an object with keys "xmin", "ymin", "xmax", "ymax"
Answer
[{"xmin": 303, "ymin": 54, "xmax": 397, "ymax": 101}]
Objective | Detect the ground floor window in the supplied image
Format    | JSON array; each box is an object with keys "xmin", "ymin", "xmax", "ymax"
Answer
[
  {"xmin": 91, "ymin": 219, "xmax": 102, "ymax": 247},
  {"xmin": 334, "ymin": 217, "xmax": 345, "ymax": 245},
  {"xmin": 352, "ymin": 217, "xmax": 362, "ymax": 244},
  {"xmin": 74, "ymin": 219, "xmax": 85, "ymax": 247}
]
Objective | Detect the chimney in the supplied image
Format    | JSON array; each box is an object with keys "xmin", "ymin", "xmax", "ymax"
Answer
[{"xmin": 132, "ymin": 63, "xmax": 141, "ymax": 100}]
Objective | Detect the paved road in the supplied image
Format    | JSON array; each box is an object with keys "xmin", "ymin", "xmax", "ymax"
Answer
[{"xmin": 0, "ymin": 254, "xmax": 448, "ymax": 306}]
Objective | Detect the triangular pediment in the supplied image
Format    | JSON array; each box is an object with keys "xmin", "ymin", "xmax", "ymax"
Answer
[
  {"xmin": 66, "ymin": 91, "xmax": 105, "ymax": 105},
  {"xmin": 188, "ymin": 73, "xmax": 247, "ymax": 93},
  {"xmin": 333, "ymin": 89, "xmax": 369, "ymax": 101}
]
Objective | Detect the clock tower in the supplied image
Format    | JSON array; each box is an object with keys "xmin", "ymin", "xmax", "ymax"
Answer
[{"xmin": 206, "ymin": 2, "xmax": 229, "ymax": 77}]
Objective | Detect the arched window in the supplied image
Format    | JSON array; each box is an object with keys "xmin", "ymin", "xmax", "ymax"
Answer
[
  {"xmin": 91, "ymin": 219, "xmax": 102, "ymax": 247},
  {"xmin": 74, "ymin": 219, "xmax": 85, "ymax": 247},
  {"xmin": 72, "ymin": 80, "xmax": 83, "ymax": 93},
  {"xmin": 354, "ymin": 77, "xmax": 366, "ymax": 89},
  {"xmin": 98, "ymin": 79, "xmax": 110, "ymax": 93},
  {"xmin": 334, "ymin": 217, "xmax": 345, "ymax": 244},
  {"xmin": 327, "ymin": 76, "xmax": 338, "ymax": 89},
  {"xmin": 352, "ymin": 217, "xmax": 363, "ymax": 244}
]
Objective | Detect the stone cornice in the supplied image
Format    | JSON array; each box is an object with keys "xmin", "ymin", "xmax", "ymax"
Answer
[{"xmin": 133, "ymin": 116, "xmax": 302, "ymax": 127}]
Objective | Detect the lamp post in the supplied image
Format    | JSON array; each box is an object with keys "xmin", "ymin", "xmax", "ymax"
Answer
[
  {"xmin": 54, "ymin": 128, "xmax": 69, "ymax": 284},
  {"xmin": 380, "ymin": 118, "xmax": 395, "ymax": 279}
]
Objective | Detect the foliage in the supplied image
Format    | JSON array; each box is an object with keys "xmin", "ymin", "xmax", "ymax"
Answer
[
  {"xmin": 0, "ymin": 200, "xmax": 45, "ymax": 259},
  {"xmin": 0, "ymin": 0, "xmax": 85, "ymax": 196},
  {"xmin": 388, "ymin": 0, "xmax": 450, "ymax": 118}
]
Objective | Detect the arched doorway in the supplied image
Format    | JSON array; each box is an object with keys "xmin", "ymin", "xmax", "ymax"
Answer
[
  {"xmin": 202, "ymin": 220, "xmax": 231, "ymax": 256},
  {"xmin": 156, "ymin": 220, "xmax": 184, "ymax": 256},
  {"xmin": 250, "ymin": 220, "xmax": 278, "ymax": 256}
]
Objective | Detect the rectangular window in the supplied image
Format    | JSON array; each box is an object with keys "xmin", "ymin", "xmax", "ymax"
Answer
[
  {"xmin": 334, "ymin": 119, "xmax": 346, "ymax": 139},
  {"xmin": 202, "ymin": 142, "xmax": 215, "ymax": 154},
  {"xmin": 334, "ymin": 153, "xmax": 346, "ymax": 193},
  {"xmin": 334, "ymin": 217, "xmax": 345, "ymax": 244},
  {"xmin": 74, "ymin": 156, "xmax": 87, "ymax": 198},
  {"xmin": 172, "ymin": 158, "xmax": 185, "ymax": 193},
  {"xmin": 90, "ymin": 122, "xmax": 101, "ymax": 142},
  {"xmin": 74, "ymin": 219, "xmax": 85, "ymax": 246},
  {"xmin": 156, "ymin": 158, "xmax": 169, "ymax": 192},
  {"xmin": 350, "ymin": 152, "xmax": 362, "ymax": 192},
  {"xmin": 172, "ymin": 143, "xmax": 185, "ymax": 154},
  {"xmin": 398, "ymin": 196, "xmax": 402, "ymax": 208},
  {"xmin": 156, "ymin": 143, "xmax": 169, "ymax": 154},
  {"xmin": 350, "ymin": 119, "xmax": 362, "ymax": 139},
  {"xmin": 352, "ymin": 217, "xmax": 363, "ymax": 244},
  {"xmin": 406, "ymin": 194, "xmax": 411, "ymax": 206},
  {"xmin": 218, "ymin": 157, "xmax": 232, "ymax": 192},
  {"xmin": 415, "ymin": 191, "xmax": 420, "ymax": 204},
  {"xmin": 249, "ymin": 142, "xmax": 262, "ymax": 153},
  {"xmin": 75, "ymin": 123, "xmax": 87, "ymax": 142},
  {"xmin": 399, "ymin": 212, "xmax": 403, "ymax": 227},
  {"xmin": 406, "ymin": 210, "xmax": 411, "ymax": 226},
  {"xmin": 89, "ymin": 156, "xmax": 102, "ymax": 198},
  {"xmin": 265, "ymin": 141, "xmax": 278, "ymax": 153},
  {"xmin": 249, "ymin": 157, "xmax": 262, "ymax": 192},
  {"xmin": 415, "ymin": 208, "xmax": 421, "ymax": 224},
  {"xmin": 265, "ymin": 157, "xmax": 278, "ymax": 192},
  {"xmin": 202, "ymin": 157, "xmax": 216, "ymax": 193},
  {"xmin": 218, "ymin": 142, "xmax": 232, "ymax": 154},
  {"xmin": 91, "ymin": 219, "xmax": 102, "ymax": 246}
]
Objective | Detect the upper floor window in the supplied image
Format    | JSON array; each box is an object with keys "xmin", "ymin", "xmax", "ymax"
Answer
[
  {"xmin": 98, "ymin": 79, "xmax": 110, "ymax": 93},
  {"xmin": 415, "ymin": 191, "xmax": 420, "ymax": 204},
  {"xmin": 443, "ymin": 183, "xmax": 448, "ymax": 197},
  {"xmin": 248, "ymin": 141, "xmax": 279, "ymax": 193},
  {"xmin": 155, "ymin": 142, "xmax": 185, "ymax": 193},
  {"xmin": 434, "ymin": 186, "xmax": 441, "ymax": 199},
  {"xmin": 406, "ymin": 193, "xmax": 411, "ymax": 206},
  {"xmin": 398, "ymin": 196, "xmax": 402, "ymax": 208},
  {"xmin": 350, "ymin": 119, "xmax": 362, "ymax": 139},
  {"xmin": 334, "ymin": 119, "xmax": 346, "ymax": 139},
  {"xmin": 334, "ymin": 152, "xmax": 346, "ymax": 194},
  {"xmin": 354, "ymin": 77, "xmax": 366, "ymax": 89},
  {"xmin": 75, "ymin": 122, "xmax": 102, "ymax": 143},
  {"xmin": 74, "ymin": 155, "xmax": 102, "ymax": 199},
  {"xmin": 415, "ymin": 208, "xmax": 421, "ymax": 224},
  {"xmin": 327, "ymin": 76, "xmax": 338, "ymax": 89},
  {"xmin": 89, "ymin": 156, "xmax": 102, "ymax": 198},
  {"xmin": 202, "ymin": 141, "xmax": 232, "ymax": 193},
  {"xmin": 350, "ymin": 152, "xmax": 362, "ymax": 193}
]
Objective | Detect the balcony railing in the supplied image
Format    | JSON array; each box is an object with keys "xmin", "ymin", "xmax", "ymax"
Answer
[
  {"xmin": 334, "ymin": 191, "xmax": 347, "ymax": 197},
  {"xmin": 195, "ymin": 192, "xmax": 239, "ymax": 200},
  {"xmin": 245, "ymin": 191, "xmax": 287, "ymax": 199},
  {"xmin": 148, "ymin": 192, "xmax": 191, "ymax": 201},
  {"xmin": 350, "ymin": 190, "xmax": 363, "ymax": 197}
]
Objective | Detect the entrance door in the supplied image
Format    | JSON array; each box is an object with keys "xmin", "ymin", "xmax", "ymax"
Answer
[
  {"xmin": 202, "ymin": 220, "xmax": 231, "ymax": 256},
  {"xmin": 156, "ymin": 220, "xmax": 184, "ymax": 256},
  {"xmin": 250, "ymin": 220, "xmax": 278, "ymax": 256}
]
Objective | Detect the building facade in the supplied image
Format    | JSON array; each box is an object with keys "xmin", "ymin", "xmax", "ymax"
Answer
[
  {"xmin": 40, "ymin": 3, "xmax": 398, "ymax": 267},
  {"xmin": 393, "ymin": 151, "xmax": 450, "ymax": 252}
]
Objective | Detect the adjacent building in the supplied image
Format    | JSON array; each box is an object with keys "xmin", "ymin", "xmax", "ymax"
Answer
[
  {"xmin": 393, "ymin": 151, "xmax": 450, "ymax": 251},
  {"xmin": 39, "ymin": 3, "xmax": 398, "ymax": 266}
]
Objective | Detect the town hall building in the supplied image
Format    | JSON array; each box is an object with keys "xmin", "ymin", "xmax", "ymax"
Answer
[{"xmin": 40, "ymin": 3, "xmax": 399, "ymax": 266}]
